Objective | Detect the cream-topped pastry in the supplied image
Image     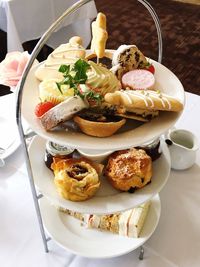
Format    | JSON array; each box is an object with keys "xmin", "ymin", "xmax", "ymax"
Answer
[
  {"xmin": 86, "ymin": 61, "xmax": 121, "ymax": 95},
  {"xmin": 38, "ymin": 59, "xmax": 121, "ymax": 107},
  {"xmin": 39, "ymin": 79, "xmax": 75, "ymax": 104},
  {"xmin": 35, "ymin": 36, "xmax": 86, "ymax": 81}
]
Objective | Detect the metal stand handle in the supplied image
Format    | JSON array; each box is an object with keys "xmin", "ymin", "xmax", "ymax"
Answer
[{"xmin": 15, "ymin": 0, "xmax": 162, "ymax": 254}]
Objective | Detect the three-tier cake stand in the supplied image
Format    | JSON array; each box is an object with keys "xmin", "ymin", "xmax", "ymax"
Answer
[{"xmin": 15, "ymin": 0, "xmax": 170, "ymax": 260}]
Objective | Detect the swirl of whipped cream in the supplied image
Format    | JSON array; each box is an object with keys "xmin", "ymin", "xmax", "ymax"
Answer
[
  {"xmin": 35, "ymin": 41, "xmax": 86, "ymax": 81},
  {"xmin": 86, "ymin": 61, "xmax": 121, "ymax": 95}
]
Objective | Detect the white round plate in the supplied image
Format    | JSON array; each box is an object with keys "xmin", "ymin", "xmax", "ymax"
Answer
[
  {"xmin": 40, "ymin": 194, "xmax": 161, "ymax": 259},
  {"xmin": 22, "ymin": 51, "xmax": 185, "ymax": 150},
  {"xmin": 29, "ymin": 135, "xmax": 170, "ymax": 214}
]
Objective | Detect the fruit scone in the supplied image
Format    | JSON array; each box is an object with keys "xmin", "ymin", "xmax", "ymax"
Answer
[{"xmin": 59, "ymin": 200, "xmax": 151, "ymax": 238}]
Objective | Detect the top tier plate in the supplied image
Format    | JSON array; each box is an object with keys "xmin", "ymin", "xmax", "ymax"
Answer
[{"xmin": 22, "ymin": 50, "xmax": 185, "ymax": 150}]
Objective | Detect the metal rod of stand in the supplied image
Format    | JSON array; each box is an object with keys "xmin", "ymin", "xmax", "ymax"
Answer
[
  {"xmin": 16, "ymin": 122, "xmax": 50, "ymax": 252},
  {"xmin": 138, "ymin": 0, "xmax": 163, "ymax": 63},
  {"xmin": 139, "ymin": 246, "xmax": 144, "ymax": 260}
]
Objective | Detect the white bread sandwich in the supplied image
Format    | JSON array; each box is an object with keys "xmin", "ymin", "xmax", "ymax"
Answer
[{"xmin": 59, "ymin": 200, "xmax": 151, "ymax": 238}]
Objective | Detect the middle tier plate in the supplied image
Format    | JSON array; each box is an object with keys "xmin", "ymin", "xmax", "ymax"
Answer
[{"xmin": 29, "ymin": 135, "xmax": 170, "ymax": 214}]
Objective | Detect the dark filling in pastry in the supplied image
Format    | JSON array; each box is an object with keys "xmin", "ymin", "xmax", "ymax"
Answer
[
  {"xmin": 78, "ymin": 107, "xmax": 122, "ymax": 123},
  {"xmin": 90, "ymin": 56, "xmax": 112, "ymax": 69},
  {"xmin": 67, "ymin": 164, "xmax": 88, "ymax": 179},
  {"xmin": 44, "ymin": 150, "xmax": 54, "ymax": 170}
]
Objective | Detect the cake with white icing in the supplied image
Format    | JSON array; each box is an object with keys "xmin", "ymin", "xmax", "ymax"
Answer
[{"xmin": 111, "ymin": 44, "xmax": 148, "ymax": 80}]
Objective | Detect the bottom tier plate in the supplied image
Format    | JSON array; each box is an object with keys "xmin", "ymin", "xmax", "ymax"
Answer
[{"xmin": 40, "ymin": 194, "xmax": 161, "ymax": 259}]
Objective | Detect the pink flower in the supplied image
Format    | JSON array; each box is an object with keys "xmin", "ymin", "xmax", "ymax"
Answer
[{"xmin": 0, "ymin": 51, "xmax": 31, "ymax": 88}]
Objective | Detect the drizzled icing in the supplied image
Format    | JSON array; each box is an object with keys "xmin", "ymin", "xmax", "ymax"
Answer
[
  {"xmin": 86, "ymin": 61, "xmax": 121, "ymax": 95},
  {"xmin": 119, "ymin": 90, "xmax": 176, "ymax": 110},
  {"xmin": 35, "ymin": 42, "xmax": 86, "ymax": 81},
  {"xmin": 44, "ymin": 43, "xmax": 86, "ymax": 69}
]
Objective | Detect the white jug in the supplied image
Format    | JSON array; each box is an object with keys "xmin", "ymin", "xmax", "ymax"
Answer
[{"xmin": 165, "ymin": 129, "xmax": 199, "ymax": 170}]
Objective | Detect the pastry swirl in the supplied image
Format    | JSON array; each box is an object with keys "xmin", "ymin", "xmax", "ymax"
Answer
[{"xmin": 51, "ymin": 158, "xmax": 101, "ymax": 201}]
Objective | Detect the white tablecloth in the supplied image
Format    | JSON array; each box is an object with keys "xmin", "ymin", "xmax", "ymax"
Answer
[
  {"xmin": 0, "ymin": 0, "xmax": 97, "ymax": 51},
  {"xmin": 0, "ymin": 92, "xmax": 200, "ymax": 267}
]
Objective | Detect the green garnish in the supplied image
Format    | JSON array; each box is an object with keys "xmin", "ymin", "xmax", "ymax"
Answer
[
  {"xmin": 56, "ymin": 59, "xmax": 103, "ymax": 105},
  {"xmin": 58, "ymin": 64, "xmax": 70, "ymax": 74},
  {"xmin": 56, "ymin": 82, "xmax": 63, "ymax": 95}
]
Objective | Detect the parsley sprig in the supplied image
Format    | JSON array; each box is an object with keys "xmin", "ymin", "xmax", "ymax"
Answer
[{"xmin": 56, "ymin": 59, "xmax": 103, "ymax": 104}]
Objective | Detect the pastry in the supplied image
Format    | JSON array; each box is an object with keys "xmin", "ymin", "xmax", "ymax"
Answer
[
  {"xmin": 59, "ymin": 200, "xmax": 151, "ymax": 238},
  {"xmin": 40, "ymin": 96, "xmax": 88, "ymax": 130},
  {"xmin": 51, "ymin": 158, "xmax": 101, "ymax": 201},
  {"xmin": 35, "ymin": 36, "xmax": 86, "ymax": 81},
  {"xmin": 111, "ymin": 44, "xmax": 148, "ymax": 79},
  {"xmin": 73, "ymin": 109, "xmax": 126, "ymax": 137},
  {"xmin": 39, "ymin": 59, "xmax": 121, "ymax": 105},
  {"xmin": 91, "ymin": 12, "xmax": 108, "ymax": 58},
  {"xmin": 85, "ymin": 60, "xmax": 121, "ymax": 96},
  {"xmin": 121, "ymin": 69, "xmax": 155, "ymax": 90},
  {"xmin": 105, "ymin": 148, "xmax": 152, "ymax": 191},
  {"xmin": 105, "ymin": 90, "xmax": 184, "ymax": 112},
  {"xmin": 39, "ymin": 79, "xmax": 75, "ymax": 105}
]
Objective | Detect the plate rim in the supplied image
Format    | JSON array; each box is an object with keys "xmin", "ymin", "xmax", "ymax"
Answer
[{"xmin": 40, "ymin": 194, "xmax": 161, "ymax": 259}]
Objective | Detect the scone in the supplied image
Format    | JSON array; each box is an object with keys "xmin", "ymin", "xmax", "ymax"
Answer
[
  {"xmin": 111, "ymin": 44, "xmax": 148, "ymax": 80},
  {"xmin": 51, "ymin": 158, "xmax": 101, "ymax": 201},
  {"xmin": 105, "ymin": 148, "xmax": 152, "ymax": 191}
]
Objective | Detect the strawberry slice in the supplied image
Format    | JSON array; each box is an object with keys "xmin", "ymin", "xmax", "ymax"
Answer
[
  {"xmin": 35, "ymin": 101, "xmax": 55, "ymax": 117},
  {"xmin": 146, "ymin": 64, "xmax": 155, "ymax": 74}
]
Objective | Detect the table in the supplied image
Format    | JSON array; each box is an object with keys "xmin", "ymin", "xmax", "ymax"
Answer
[
  {"xmin": 0, "ymin": 92, "xmax": 200, "ymax": 267},
  {"xmin": 0, "ymin": 0, "xmax": 97, "ymax": 52}
]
